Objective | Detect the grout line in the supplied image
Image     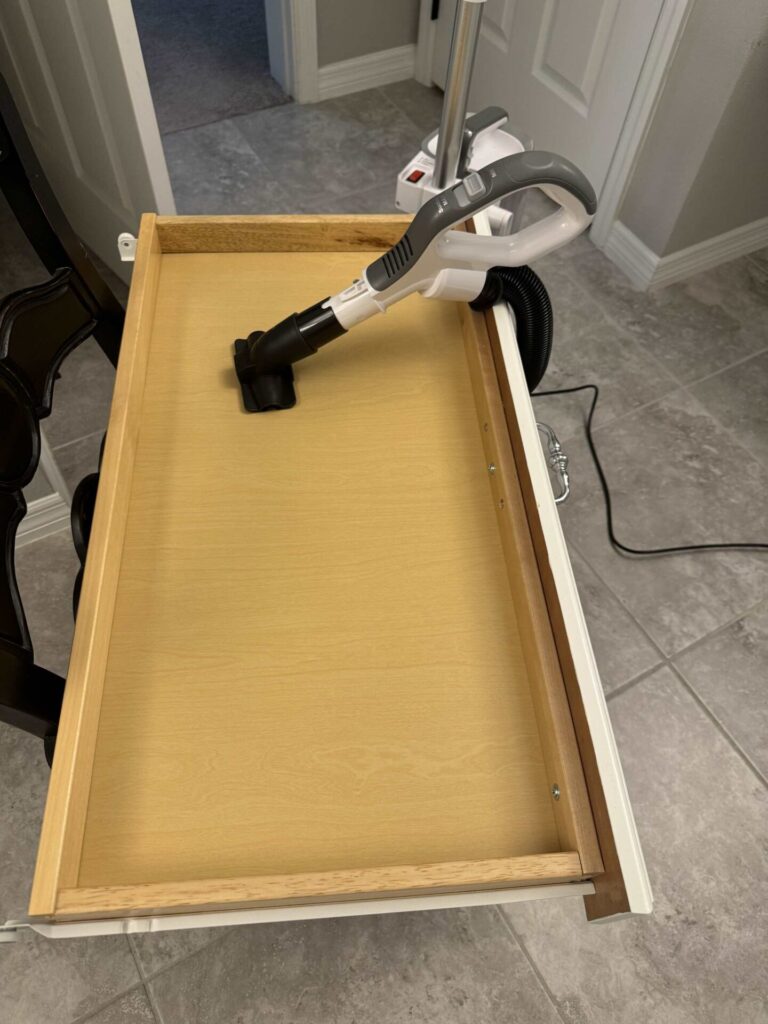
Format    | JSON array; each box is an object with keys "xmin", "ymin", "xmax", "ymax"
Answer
[
  {"xmin": 667, "ymin": 594, "xmax": 767, "ymax": 663},
  {"xmin": 605, "ymin": 660, "xmax": 668, "ymax": 702},
  {"xmin": 375, "ymin": 83, "xmax": 442, "ymax": 138},
  {"xmin": 69, "ymin": 982, "xmax": 149, "ymax": 1024},
  {"xmin": 51, "ymin": 429, "xmax": 105, "ymax": 456},
  {"xmin": 493, "ymin": 906, "xmax": 570, "ymax": 1024},
  {"xmin": 551, "ymin": 259, "xmax": 688, "ymax": 389},
  {"xmin": 669, "ymin": 665, "xmax": 768, "ymax": 790},
  {"xmin": 537, "ymin": 380, "xmax": 683, "ymax": 445},
  {"xmin": 127, "ymin": 934, "xmax": 166, "ymax": 1024},
  {"xmin": 160, "ymin": 95, "xmax": 293, "ymax": 140},
  {"xmin": 143, "ymin": 981, "xmax": 166, "ymax": 1024},
  {"xmin": 682, "ymin": 342, "xmax": 768, "ymax": 391},
  {"xmin": 678, "ymin": 382, "xmax": 768, "ymax": 475},
  {"xmin": 566, "ymin": 538, "xmax": 668, "ymax": 657},
  {"xmin": 142, "ymin": 928, "xmax": 230, "ymax": 984},
  {"xmin": 559, "ymin": 249, "xmax": 768, "ymax": 398}
]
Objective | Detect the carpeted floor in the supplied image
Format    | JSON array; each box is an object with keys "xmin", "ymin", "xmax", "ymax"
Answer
[{"xmin": 131, "ymin": 0, "xmax": 291, "ymax": 135}]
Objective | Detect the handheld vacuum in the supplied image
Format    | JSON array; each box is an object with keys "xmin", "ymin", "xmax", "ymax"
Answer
[{"xmin": 234, "ymin": 1, "xmax": 597, "ymax": 412}]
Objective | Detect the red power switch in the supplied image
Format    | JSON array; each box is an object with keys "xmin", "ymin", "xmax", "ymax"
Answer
[{"xmin": 406, "ymin": 169, "xmax": 425, "ymax": 183}]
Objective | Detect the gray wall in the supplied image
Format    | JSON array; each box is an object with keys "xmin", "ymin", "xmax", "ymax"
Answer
[
  {"xmin": 316, "ymin": 0, "xmax": 419, "ymax": 66},
  {"xmin": 618, "ymin": 0, "xmax": 768, "ymax": 256},
  {"xmin": 666, "ymin": 40, "xmax": 768, "ymax": 252}
]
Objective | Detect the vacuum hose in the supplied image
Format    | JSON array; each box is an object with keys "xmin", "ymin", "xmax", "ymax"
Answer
[{"xmin": 470, "ymin": 265, "xmax": 553, "ymax": 393}]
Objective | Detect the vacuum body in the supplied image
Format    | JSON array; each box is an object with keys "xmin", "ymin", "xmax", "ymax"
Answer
[{"xmin": 234, "ymin": 151, "xmax": 596, "ymax": 412}]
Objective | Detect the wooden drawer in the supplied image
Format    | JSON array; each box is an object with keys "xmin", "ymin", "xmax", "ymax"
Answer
[{"xmin": 27, "ymin": 214, "xmax": 651, "ymax": 937}]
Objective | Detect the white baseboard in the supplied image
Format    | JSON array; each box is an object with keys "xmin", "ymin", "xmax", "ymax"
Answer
[
  {"xmin": 601, "ymin": 216, "xmax": 768, "ymax": 291},
  {"xmin": 16, "ymin": 492, "xmax": 70, "ymax": 547},
  {"xmin": 317, "ymin": 44, "xmax": 416, "ymax": 101}
]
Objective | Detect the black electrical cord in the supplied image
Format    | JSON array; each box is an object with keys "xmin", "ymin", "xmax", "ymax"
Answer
[{"xmin": 534, "ymin": 383, "xmax": 768, "ymax": 557}]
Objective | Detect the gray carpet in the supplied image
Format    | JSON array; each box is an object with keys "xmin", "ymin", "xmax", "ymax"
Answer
[{"xmin": 132, "ymin": 0, "xmax": 291, "ymax": 135}]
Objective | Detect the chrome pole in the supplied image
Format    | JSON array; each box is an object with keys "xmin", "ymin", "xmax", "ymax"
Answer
[{"xmin": 433, "ymin": 0, "xmax": 486, "ymax": 189}]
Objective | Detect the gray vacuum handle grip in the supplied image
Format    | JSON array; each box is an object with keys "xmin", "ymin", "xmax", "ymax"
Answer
[
  {"xmin": 457, "ymin": 105, "xmax": 508, "ymax": 174},
  {"xmin": 367, "ymin": 151, "xmax": 596, "ymax": 292}
]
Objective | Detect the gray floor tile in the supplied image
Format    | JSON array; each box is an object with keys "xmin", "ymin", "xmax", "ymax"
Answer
[
  {"xmin": 44, "ymin": 339, "xmax": 115, "ymax": 450},
  {"xmin": 297, "ymin": 181, "xmax": 400, "ymax": 214},
  {"xmin": 15, "ymin": 529, "xmax": 79, "ymax": 676},
  {"xmin": 675, "ymin": 599, "xmax": 768, "ymax": 779},
  {"xmin": 0, "ymin": 930, "xmax": 142, "ymax": 1024},
  {"xmin": 76, "ymin": 986, "xmax": 156, "ymax": 1024},
  {"xmin": 503, "ymin": 666, "xmax": 768, "ymax": 1024},
  {"xmin": 535, "ymin": 261, "xmax": 607, "ymax": 344},
  {"xmin": 233, "ymin": 89, "xmax": 421, "ymax": 208},
  {"xmin": 0, "ymin": 724, "xmax": 49, "ymax": 920},
  {"xmin": 379, "ymin": 79, "xmax": 444, "ymax": 132},
  {"xmin": 149, "ymin": 907, "xmax": 562, "ymax": 1024},
  {"xmin": 568, "ymin": 548, "xmax": 662, "ymax": 693},
  {"xmin": 129, "ymin": 929, "xmax": 224, "ymax": 980},
  {"xmin": 690, "ymin": 348, "xmax": 768, "ymax": 468},
  {"xmin": 164, "ymin": 119, "xmax": 294, "ymax": 215},
  {"xmin": 558, "ymin": 389, "xmax": 768, "ymax": 655},
  {"xmin": 0, "ymin": 722, "xmax": 139, "ymax": 1023},
  {"xmin": 568, "ymin": 248, "xmax": 768, "ymax": 383},
  {"xmin": 534, "ymin": 320, "xmax": 678, "ymax": 441},
  {"xmin": 681, "ymin": 250, "xmax": 768, "ymax": 336},
  {"xmin": 53, "ymin": 432, "xmax": 105, "ymax": 498}
]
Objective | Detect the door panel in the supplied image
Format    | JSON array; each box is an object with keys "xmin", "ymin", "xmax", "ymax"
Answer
[
  {"xmin": 0, "ymin": 0, "xmax": 173, "ymax": 274},
  {"xmin": 533, "ymin": 0, "xmax": 620, "ymax": 114},
  {"xmin": 432, "ymin": 0, "xmax": 664, "ymax": 193}
]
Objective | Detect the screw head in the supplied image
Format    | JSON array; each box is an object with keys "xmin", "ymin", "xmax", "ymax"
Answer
[
  {"xmin": 488, "ymin": 463, "xmax": 496, "ymax": 475},
  {"xmin": 551, "ymin": 784, "xmax": 560, "ymax": 800}
]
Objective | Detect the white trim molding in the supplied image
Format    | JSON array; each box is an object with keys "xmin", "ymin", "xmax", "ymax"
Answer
[
  {"xmin": 284, "ymin": 0, "xmax": 320, "ymax": 102},
  {"xmin": 317, "ymin": 44, "xmax": 417, "ymax": 101},
  {"xmin": 603, "ymin": 216, "xmax": 768, "ymax": 291},
  {"xmin": 414, "ymin": 0, "xmax": 437, "ymax": 87},
  {"xmin": 16, "ymin": 492, "xmax": 70, "ymax": 547}
]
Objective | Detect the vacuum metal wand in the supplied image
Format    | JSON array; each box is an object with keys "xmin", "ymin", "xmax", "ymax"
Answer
[{"xmin": 433, "ymin": 0, "xmax": 486, "ymax": 189}]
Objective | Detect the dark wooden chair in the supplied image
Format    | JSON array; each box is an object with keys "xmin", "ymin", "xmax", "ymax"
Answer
[{"xmin": 0, "ymin": 74, "xmax": 125, "ymax": 765}]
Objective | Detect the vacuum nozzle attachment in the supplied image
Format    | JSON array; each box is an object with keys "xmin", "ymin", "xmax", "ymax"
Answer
[
  {"xmin": 233, "ymin": 299, "xmax": 347, "ymax": 413},
  {"xmin": 234, "ymin": 335, "xmax": 296, "ymax": 412}
]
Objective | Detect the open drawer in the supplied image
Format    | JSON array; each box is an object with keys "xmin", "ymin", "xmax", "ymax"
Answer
[{"xmin": 24, "ymin": 213, "xmax": 650, "ymax": 939}]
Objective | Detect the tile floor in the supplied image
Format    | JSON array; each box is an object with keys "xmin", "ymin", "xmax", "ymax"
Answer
[{"xmin": 2, "ymin": 81, "xmax": 767, "ymax": 1023}]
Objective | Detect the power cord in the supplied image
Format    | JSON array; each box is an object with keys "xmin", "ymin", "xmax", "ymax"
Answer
[{"xmin": 533, "ymin": 384, "xmax": 768, "ymax": 557}]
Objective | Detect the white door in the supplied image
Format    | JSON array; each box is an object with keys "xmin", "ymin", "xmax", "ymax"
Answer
[
  {"xmin": 432, "ymin": 0, "xmax": 665, "ymax": 194},
  {"xmin": 0, "ymin": 0, "xmax": 174, "ymax": 275}
]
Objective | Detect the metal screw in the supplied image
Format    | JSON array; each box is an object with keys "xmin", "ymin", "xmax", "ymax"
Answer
[
  {"xmin": 551, "ymin": 784, "xmax": 560, "ymax": 801},
  {"xmin": 498, "ymin": 498, "xmax": 505, "ymax": 510},
  {"xmin": 488, "ymin": 463, "xmax": 496, "ymax": 475}
]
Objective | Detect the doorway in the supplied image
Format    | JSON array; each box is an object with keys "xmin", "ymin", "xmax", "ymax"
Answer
[{"xmin": 131, "ymin": 0, "xmax": 291, "ymax": 136}]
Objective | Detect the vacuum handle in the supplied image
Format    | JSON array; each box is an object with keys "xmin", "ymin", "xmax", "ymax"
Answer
[{"xmin": 366, "ymin": 151, "xmax": 596, "ymax": 292}]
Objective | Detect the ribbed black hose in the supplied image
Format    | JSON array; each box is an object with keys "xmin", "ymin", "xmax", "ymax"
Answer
[{"xmin": 469, "ymin": 265, "xmax": 553, "ymax": 392}]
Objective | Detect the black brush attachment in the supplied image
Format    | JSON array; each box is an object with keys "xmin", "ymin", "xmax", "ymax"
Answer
[
  {"xmin": 233, "ymin": 299, "xmax": 347, "ymax": 413},
  {"xmin": 234, "ymin": 335, "xmax": 296, "ymax": 411}
]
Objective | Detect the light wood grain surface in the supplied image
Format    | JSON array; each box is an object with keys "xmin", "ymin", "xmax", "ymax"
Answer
[
  {"xmin": 56, "ymin": 853, "xmax": 583, "ymax": 918},
  {"xmin": 29, "ymin": 215, "xmax": 164, "ymax": 916},
  {"xmin": 72, "ymin": 248, "xmax": 565, "ymax": 891},
  {"xmin": 155, "ymin": 215, "xmax": 411, "ymax": 254},
  {"xmin": 461, "ymin": 303, "xmax": 603, "ymax": 876}
]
